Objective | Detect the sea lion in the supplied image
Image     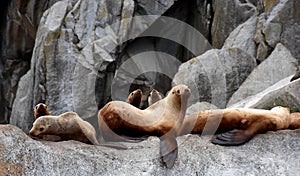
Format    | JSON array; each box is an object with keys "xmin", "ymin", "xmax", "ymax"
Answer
[
  {"xmin": 33, "ymin": 103, "xmax": 61, "ymax": 141},
  {"xmin": 148, "ymin": 89, "xmax": 163, "ymax": 106},
  {"xmin": 34, "ymin": 103, "xmax": 50, "ymax": 119},
  {"xmin": 30, "ymin": 112, "xmax": 100, "ymax": 145},
  {"xmin": 289, "ymin": 112, "xmax": 300, "ymax": 129},
  {"xmin": 98, "ymin": 84, "xmax": 191, "ymax": 168},
  {"xmin": 180, "ymin": 106, "xmax": 293, "ymax": 146},
  {"xmin": 126, "ymin": 89, "xmax": 143, "ymax": 108}
]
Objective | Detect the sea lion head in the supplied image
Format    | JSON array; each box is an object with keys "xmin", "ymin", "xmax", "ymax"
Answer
[
  {"xmin": 34, "ymin": 103, "xmax": 50, "ymax": 119},
  {"xmin": 166, "ymin": 84, "xmax": 191, "ymax": 109},
  {"xmin": 270, "ymin": 106, "xmax": 290, "ymax": 115},
  {"xmin": 148, "ymin": 89, "xmax": 162, "ymax": 106},
  {"xmin": 29, "ymin": 116, "xmax": 53, "ymax": 137},
  {"xmin": 127, "ymin": 89, "xmax": 143, "ymax": 108}
]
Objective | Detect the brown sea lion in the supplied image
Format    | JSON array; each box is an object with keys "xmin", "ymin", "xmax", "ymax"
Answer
[
  {"xmin": 289, "ymin": 112, "xmax": 300, "ymax": 129},
  {"xmin": 30, "ymin": 112, "xmax": 101, "ymax": 145},
  {"xmin": 180, "ymin": 106, "xmax": 293, "ymax": 146},
  {"xmin": 126, "ymin": 89, "xmax": 143, "ymax": 108},
  {"xmin": 33, "ymin": 103, "xmax": 61, "ymax": 141},
  {"xmin": 148, "ymin": 89, "xmax": 163, "ymax": 106},
  {"xmin": 34, "ymin": 103, "xmax": 50, "ymax": 119},
  {"xmin": 98, "ymin": 84, "xmax": 191, "ymax": 168}
]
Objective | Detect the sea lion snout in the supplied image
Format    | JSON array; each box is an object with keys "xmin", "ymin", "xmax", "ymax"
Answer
[
  {"xmin": 181, "ymin": 87, "xmax": 191, "ymax": 99},
  {"xmin": 29, "ymin": 128, "xmax": 38, "ymax": 136}
]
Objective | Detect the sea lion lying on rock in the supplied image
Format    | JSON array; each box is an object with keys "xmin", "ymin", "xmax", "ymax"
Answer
[
  {"xmin": 30, "ymin": 112, "xmax": 100, "ymax": 145},
  {"xmin": 180, "ymin": 106, "xmax": 300, "ymax": 146},
  {"xmin": 98, "ymin": 84, "xmax": 191, "ymax": 168}
]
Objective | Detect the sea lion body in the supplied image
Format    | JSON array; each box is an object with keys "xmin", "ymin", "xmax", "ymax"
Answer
[
  {"xmin": 34, "ymin": 103, "xmax": 50, "ymax": 119},
  {"xmin": 126, "ymin": 89, "xmax": 143, "ymax": 108},
  {"xmin": 289, "ymin": 112, "xmax": 300, "ymax": 129},
  {"xmin": 98, "ymin": 84, "xmax": 191, "ymax": 168},
  {"xmin": 30, "ymin": 112, "xmax": 99, "ymax": 145},
  {"xmin": 181, "ymin": 106, "xmax": 291, "ymax": 145}
]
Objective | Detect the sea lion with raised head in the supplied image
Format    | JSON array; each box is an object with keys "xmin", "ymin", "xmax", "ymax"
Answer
[
  {"xmin": 148, "ymin": 89, "xmax": 163, "ymax": 106},
  {"xmin": 33, "ymin": 103, "xmax": 61, "ymax": 141},
  {"xmin": 180, "ymin": 106, "xmax": 294, "ymax": 146},
  {"xmin": 98, "ymin": 84, "xmax": 191, "ymax": 168},
  {"xmin": 126, "ymin": 89, "xmax": 143, "ymax": 108},
  {"xmin": 34, "ymin": 103, "xmax": 50, "ymax": 119}
]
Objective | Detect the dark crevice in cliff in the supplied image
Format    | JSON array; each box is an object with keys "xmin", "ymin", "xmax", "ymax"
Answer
[
  {"xmin": 207, "ymin": 0, "xmax": 214, "ymax": 45},
  {"xmin": 0, "ymin": 1, "xmax": 13, "ymax": 123}
]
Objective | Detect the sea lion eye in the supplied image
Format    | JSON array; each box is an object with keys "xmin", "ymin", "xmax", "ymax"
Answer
[
  {"xmin": 131, "ymin": 92, "xmax": 134, "ymax": 96},
  {"xmin": 39, "ymin": 127, "xmax": 44, "ymax": 131},
  {"xmin": 177, "ymin": 90, "xmax": 180, "ymax": 94}
]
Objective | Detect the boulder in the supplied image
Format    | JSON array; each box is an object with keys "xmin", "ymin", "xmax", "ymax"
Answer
[
  {"xmin": 229, "ymin": 76, "xmax": 300, "ymax": 112},
  {"xmin": 227, "ymin": 43, "xmax": 298, "ymax": 107},
  {"xmin": 223, "ymin": 16, "xmax": 257, "ymax": 57},
  {"xmin": 173, "ymin": 48, "xmax": 256, "ymax": 108},
  {"xmin": 0, "ymin": 125, "xmax": 299, "ymax": 175}
]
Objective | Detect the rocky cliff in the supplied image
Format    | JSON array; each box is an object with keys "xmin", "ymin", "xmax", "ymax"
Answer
[{"xmin": 1, "ymin": 0, "xmax": 300, "ymax": 174}]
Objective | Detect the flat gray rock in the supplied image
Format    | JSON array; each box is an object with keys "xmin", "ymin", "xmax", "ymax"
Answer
[{"xmin": 0, "ymin": 125, "xmax": 299, "ymax": 175}]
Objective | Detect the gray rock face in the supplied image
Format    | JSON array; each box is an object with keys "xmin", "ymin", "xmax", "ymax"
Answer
[
  {"xmin": 0, "ymin": 0, "xmax": 61, "ymax": 123},
  {"xmin": 223, "ymin": 16, "xmax": 257, "ymax": 57},
  {"xmin": 211, "ymin": 0, "xmax": 256, "ymax": 48},
  {"xmin": 10, "ymin": 0, "xmax": 175, "ymax": 132},
  {"xmin": 173, "ymin": 48, "xmax": 256, "ymax": 108},
  {"xmin": 1, "ymin": 125, "xmax": 299, "ymax": 175},
  {"xmin": 227, "ymin": 43, "xmax": 298, "ymax": 107},
  {"xmin": 230, "ymin": 76, "xmax": 300, "ymax": 112},
  {"xmin": 255, "ymin": 0, "xmax": 300, "ymax": 61}
]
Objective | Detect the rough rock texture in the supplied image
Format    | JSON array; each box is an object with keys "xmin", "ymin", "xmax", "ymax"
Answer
[
  {"xmin": 230, "ymin": 76, "xmax": 300, "ymax": 112},
  {"xmin": 211, "ymin": 0, "xmax": 256, "ymax": 48},
  {"xmin": 254, "ymin": 0, "xmax": 300, "ymax": 62},
  {"xmin": 173, "ymin": 48, "xmax": 256, "ymax": 108},
  {"xmin": 0, "ymin": 0, "xmax": 61, "ymax": 124},
  {"xmin": 227, "ymin": 43, "xmax": 298, "ymax": 107},
  {"xmin": 223, "ymin": 16, "xmax": 257, "ymax": 57},
  {"xmin": 186, "ymin": 102, "xmax": 218, "ymax": 117},
  {"xmin": 1, "ymin": 125, "xmax": 299, "ymax": 175},
  {"xmin": 10, "ymin": 0, "xmax": 177, "ymax": 133}
]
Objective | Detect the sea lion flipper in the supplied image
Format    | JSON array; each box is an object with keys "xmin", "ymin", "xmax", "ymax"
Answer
[
  {"xmin": 122, "ymin": 135, "xmax": 149, "ymax": 142},
  {"xmin": 211, "ymin": 129, "xmax": 253, "ymax": 146},
  {"xmin": 159, "ymin": 135, "xmax": 178, "ymax": 168}
]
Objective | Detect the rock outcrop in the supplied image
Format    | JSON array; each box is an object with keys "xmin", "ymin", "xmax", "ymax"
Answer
[
  {"xmin": 227, "ymin": 43, "xmax": 298, "ymax": 107},
  {"xmin": 1, "ymin": 125, "xmax": 299, "ymax": 175},
  {"xmin": 254, "ymin": 0, "xmax": 300, "ymax": 62},
  {"xmin": 10, "ymin": 0, "xmax": 178, "ymax": 133},
  {"xmin": 211, "ymin": 0, "xmax": 256, "ymax": 48},
  {"xmin": 173, "ymin": 48, "xmax": 256, "ymax": 108},
  {"xmin": 230, "ymin": 77, "xmax": 300, "ymax": 112},
  {"xmin": 0, "ymin": 0, "xmax": 61, "ymax": 124}
]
